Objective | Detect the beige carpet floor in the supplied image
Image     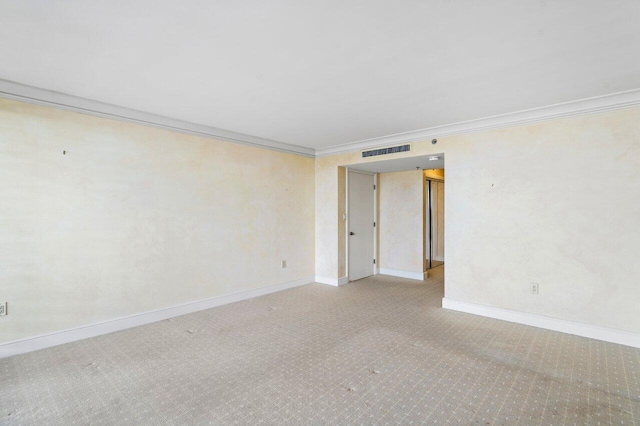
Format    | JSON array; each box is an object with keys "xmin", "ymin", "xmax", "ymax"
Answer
[{"xmin": 1, "ymin": 269, "xmax": 639, "ymax": 425}]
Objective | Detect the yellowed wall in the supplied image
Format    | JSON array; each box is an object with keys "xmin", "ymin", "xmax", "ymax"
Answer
[
  {"xmin": 337, "ymin": 167, "xmax": 347, "ymax": 277},
  {"xmin": 424, "ymin": 169, "xmax": 445, "ymax": 180},
  {"xmin": 4, "ymin": 96, "xmax": 640, "ymax": 342},
  {"xmin": 379, "ymin": 170, "xmax": 424, "ymax": 273},
  {"xmin": 316, "ymin": 107, "xmax": 640, "ymax": 334},
  {"xmin": 0, "ymin": 98, "xmax": 315, "ymax": 344}
]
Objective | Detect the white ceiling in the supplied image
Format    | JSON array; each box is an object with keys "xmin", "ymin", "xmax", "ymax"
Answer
[
  {"xmin": 1, "ymin": 1, "xmax": 639, "ymax": 150},
  {"xmin": 349, "ymin": 154, "xmax": 444, "ymax": 174}
]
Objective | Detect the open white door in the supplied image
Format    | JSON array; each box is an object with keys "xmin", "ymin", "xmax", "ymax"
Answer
[{"xmin": 348, "ymin": 170, "xmax": 375, "ymax": 281}]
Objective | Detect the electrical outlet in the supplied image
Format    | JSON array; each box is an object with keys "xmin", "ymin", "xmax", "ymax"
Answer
[
  {"xmin": 282, "ymin": 260, "xmax": 286, "ymax": 268},
  {"xmin": 0, "ymin": 302, "xmax": 6, "ymax": 316},
  {"xmin": 530, "ymin": 283, "xmax": 539, "ymax": 294}
]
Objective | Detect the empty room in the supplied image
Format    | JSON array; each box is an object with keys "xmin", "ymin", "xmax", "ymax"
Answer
[{"xmin": 1, "ymin": 1, "xmax": 640, "ymax": 424}]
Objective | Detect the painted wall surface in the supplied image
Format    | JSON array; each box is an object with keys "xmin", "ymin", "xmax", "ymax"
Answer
[
  {"xmin": 316, "ymin": 107, "xmax": 640, "ymax": 334},
  {"xmin": 337, "ymin": 167, "xmax": 347, "ymax": 278},
  {"xmin": 0, "ymin": 98, "xmax": 315, "ymax": 344},
  {"xmin": 379, "ymin": 170, "xmax": 424, "ymax": 273},
  {"xmin": 424, "ymin": 169, "xmax": 445, "ymax": 180},
  {"xmin": 315, "ymin": 157, "xmax": 340, "ymax": 280}
]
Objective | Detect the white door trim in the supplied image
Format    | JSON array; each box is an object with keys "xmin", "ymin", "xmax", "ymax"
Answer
[
  {"xmin": 373, "ymin": 173, "xmax": 378, "ymax": 276},
  {"xmin": 346, "ymin": 168, "xmax": 349, "ymax": 279},
  {"xmin": 425, "ymin": 177, "xmax": 445, "ymax": 266}
]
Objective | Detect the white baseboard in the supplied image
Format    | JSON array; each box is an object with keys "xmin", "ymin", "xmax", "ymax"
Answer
[
  {"xmin": 442, "ymin": 297, "xmax": 640, "ymax": 349},
  {"xmin": 315, "ymin": 275, "xmax": 349, "ymax": 286},
  {"xmin": 379, "ymin": 268, "xmax": 425, "ymax": 281},
  {"xmin": 0, "ymin": 275, "xmax": 315, "ymax": 359}
]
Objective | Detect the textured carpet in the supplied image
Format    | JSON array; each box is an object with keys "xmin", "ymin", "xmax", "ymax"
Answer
[{"xmin": 1, "ymin": 269, "xmax": 639, "ymax": 425}]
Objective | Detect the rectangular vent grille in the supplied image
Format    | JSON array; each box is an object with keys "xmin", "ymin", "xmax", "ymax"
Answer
[{"xmin": 362, "ymin": 144, "xmax": 411, "ymax": 158}]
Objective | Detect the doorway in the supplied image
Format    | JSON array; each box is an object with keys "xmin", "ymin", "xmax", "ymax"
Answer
[
  {"xmin": 344, "ymin": 154, "xmax": 444, "ymax": 283},
  {"xmin": 347, "ymin": 170, "xmax": 375, "ymax": 281},
  {"xmin": 425, "ymin": 174, "xmax": 445, "ymax": 270}
]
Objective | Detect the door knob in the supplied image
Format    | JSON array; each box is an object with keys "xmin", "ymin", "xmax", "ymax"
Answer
[{"xmin": 350, "ymin": 232, "xmax": 355, "ymax": 235}]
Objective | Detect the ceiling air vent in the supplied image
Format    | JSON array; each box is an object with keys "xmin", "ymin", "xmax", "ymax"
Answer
[{"xmin": 362, "ymin": 144, "xmax": 411, "ymax": 158}]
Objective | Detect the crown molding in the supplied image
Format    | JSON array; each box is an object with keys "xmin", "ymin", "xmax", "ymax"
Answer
[
  {"xmin": 0, "ymin": 79, "xmax": 315, "ymax": 158},
  {"xmin": 315, "ymin": 89, "xmax": 640, "ymax": 157},
  {"xmin": 3, "ymin": 78, "xmax": 639, "ymax": 159}
]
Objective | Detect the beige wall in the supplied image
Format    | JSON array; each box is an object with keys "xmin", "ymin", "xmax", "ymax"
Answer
[
  {"xmin": 3, "ymin": 96, "xmax": 640, "ymax": 343},
  {"xmin": 379, "ymin": 170, "xmax": 424, "ymax": 273},
  {"xmin": 315, "ymin": 157, "xmax": 342, "ymax": 279},
  {"xmin": 0, "ymin": 98, "xmax": 315, "ymax": 344},
  {"xmin": 337, "ymin": 167, "xmax": 347, "ymax": 277},
  {"xmin": 316, "ymin": 107, "xmax": 640, "ymax": 334}
]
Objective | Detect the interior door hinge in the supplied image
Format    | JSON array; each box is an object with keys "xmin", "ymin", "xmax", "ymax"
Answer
[
  {"xmin": 373, "ymin": 184, "xmax": 376, "ymax": 190},
  {"xmin": 373, "ymin": 259, "xmax": 376, "ymax": 264},
  {"xmin": 373, "ymin": 222, "xmax": 376, "ymax": 227}
]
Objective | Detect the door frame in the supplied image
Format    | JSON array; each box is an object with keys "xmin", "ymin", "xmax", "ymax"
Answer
[
  {"xmin": 425, "ymin": 176, "xmax": 445, "ymax": 270},
  {"xmin": 346, "ymin": 168, "xmax": 378, "ymax": 281}
]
